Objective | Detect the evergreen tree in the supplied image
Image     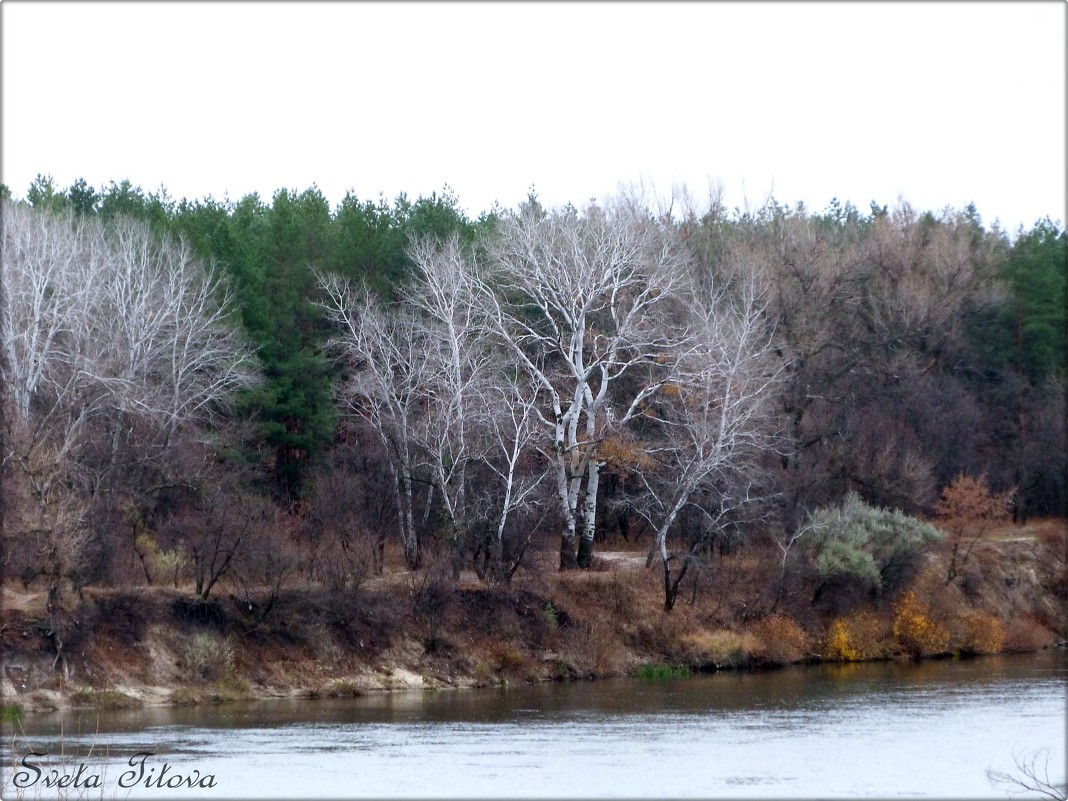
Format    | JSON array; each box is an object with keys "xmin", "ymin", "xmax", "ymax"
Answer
[{"xmin": 1001, "ymin": 219, "xmax": 1067, "ymax": 384}]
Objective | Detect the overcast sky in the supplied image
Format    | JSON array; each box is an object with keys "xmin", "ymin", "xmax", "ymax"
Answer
[{"xmin": 2, "ymin": 2, "xmax": 1064, "ymax": 233}]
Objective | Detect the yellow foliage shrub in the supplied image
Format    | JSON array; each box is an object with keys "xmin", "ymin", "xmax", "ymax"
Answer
[
  {"xmin": 893, "ymin": 590, "xmax": 950, "ymax": 656},
  {"xmin": 822, "ymin": 610, "xmax": 887, "ymax": 662}
]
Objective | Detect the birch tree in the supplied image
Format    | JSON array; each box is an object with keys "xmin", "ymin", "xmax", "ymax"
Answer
[
  {"xmin": 476, "ymin": 197, "xmax": 690, "ymax": 568},
  {"xmin": 636, "ymin": 278, "xmax": 782, "ymax": 610},
  {"xmin": 321, "ymin": 235, "xmax": 544, "ymax": 579}
]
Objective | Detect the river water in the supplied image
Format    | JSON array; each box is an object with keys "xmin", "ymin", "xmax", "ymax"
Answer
[{"xmin": 2, "ymin": 651, "xmax": 1064, "ymax": 799}]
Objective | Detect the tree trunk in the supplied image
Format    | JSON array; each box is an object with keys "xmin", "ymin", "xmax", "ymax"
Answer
[
  {"xmin": 492, "ymin": 531, "xmax": 506, "ymax": 584},
  {"xmin": 577, "ymin": 460, "xmax": 601, "ymax": 568},
  {"xmin": 403, "ymin": 536, "xmax": 420, "ymax": 572},
  {"xmin": 576, "ymin": 536, "xmax": 594, "ymax": 569},
  {"xmin": 556, "ymin": 457, "xmax": 581, "ymax": 570},
  {"xmin": 662, "ymin": 557, "xmax": 675, "ymax": 611},
  {"xmin": 560, "ymin": 530, "xmax": 579, "ymax": 570},
  {"xmin": 662, "ymin": 555, "xmax": 689, "ymax": 612},
  {"xmin": 400, "ymin": 465, "xmax": 419, "ymax": 570}
]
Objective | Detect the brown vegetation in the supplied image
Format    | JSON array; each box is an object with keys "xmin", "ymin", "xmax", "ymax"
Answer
[{"xmin": 1, "ymin": 518, "xmax": 1063, "ymax": 712}]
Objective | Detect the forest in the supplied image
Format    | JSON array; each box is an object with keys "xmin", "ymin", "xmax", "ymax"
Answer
[{"xmin": 1, "ymin": 175, "xmax": 1065, "ymax": 685}]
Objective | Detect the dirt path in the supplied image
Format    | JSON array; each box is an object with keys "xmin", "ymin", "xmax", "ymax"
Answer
[
  {"xmin": 596, "ymin": 551, "xmax": 649, "ymax": 570},
  {"xmin": 1, "ymin": 586, "xmax": 46, "ymax": 615}
]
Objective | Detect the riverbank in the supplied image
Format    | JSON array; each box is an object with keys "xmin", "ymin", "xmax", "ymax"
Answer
[{"xmin": 2, "ymin": 519, "xmax": 1064, "ymax": 715}]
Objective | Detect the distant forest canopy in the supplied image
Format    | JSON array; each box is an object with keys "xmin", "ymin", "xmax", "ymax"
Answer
[{"xmin": 1, "ymin": 173, "xmax": 1064, "ymax": 600}]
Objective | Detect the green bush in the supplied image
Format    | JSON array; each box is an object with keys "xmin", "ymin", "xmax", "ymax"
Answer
[{"xmin": 804, "ymin": 493, "xmax": 944, "ymax": 593}]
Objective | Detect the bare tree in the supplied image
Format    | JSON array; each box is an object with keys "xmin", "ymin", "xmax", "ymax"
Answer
[
  {"xmin": 719, "ymin": 205, "xmax": 866, "ymax": 529},
  {"xmin": 2, "ymin": 205, "xmax": 252, "ymax": 438},
  {"xmin": 477, "ymin": 373, "xmax": 547, "ymax": 581},
  {"xmin": 1, "ymin": 201, "xmax": 255, "ymax": 605},
  {"xmin": 635, "ymin": 277, "xmax": 782, "ymax": 610},
  {"xmin": 475, "ymin": 197, "xmax": 690, "ymax": 568},
  {"xmin": 92, "ymin": 217, "xmax": 255, "ymax": 434},
  {"xmin": 404, "ymin": 235, "xmax": 495, "ymax": 574},
  {"xmin": 321, "ymin": 235, "xmax": 547, "ymax": 580},
  {"xmin": 318, "ymin": 275, "xmax": 429, "ymax": 569},
  {"xmin": 158, "ymin": 486, "xmax": 255, "ymax": 601}
]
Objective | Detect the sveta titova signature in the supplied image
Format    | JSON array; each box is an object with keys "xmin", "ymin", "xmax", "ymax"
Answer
[{"xmin": 13, "ymin": 751, "xmax": 218, "ymax": 791}]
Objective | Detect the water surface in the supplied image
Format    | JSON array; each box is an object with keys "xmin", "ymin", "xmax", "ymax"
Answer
[{"xmin": 3, "ymin": 651, "xmax": 1064, "ymax": 798}]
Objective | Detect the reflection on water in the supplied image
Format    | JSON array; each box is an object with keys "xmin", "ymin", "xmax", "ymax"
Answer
[{"xmin": 2, "ymin": 651, "xmax": 1064, "ymax": 798}]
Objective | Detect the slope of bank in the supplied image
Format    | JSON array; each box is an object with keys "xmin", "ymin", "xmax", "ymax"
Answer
[{"xmin": 2, "ymin": 520, "xmax": 1065, "ymax": 715}]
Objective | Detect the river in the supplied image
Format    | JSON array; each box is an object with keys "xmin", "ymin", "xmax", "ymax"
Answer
[{"xmin": 2, "ymin": 650, "xmax": 1064, "ymax": 799}]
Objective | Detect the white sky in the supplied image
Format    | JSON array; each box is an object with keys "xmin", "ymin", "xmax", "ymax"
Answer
[{"xmin": 2, "ymin": 2, "xmax": 1065, "ymax": 233}]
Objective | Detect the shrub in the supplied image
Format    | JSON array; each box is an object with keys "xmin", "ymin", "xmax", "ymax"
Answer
[
  {"xmin": 214, "ymin": 677, "xmax": 251, "ymax": 699},
  {"xmin": 324, "ymin": 678, "xmax": 364, "ymax": 698},
  {"xmin": 893, "ymin": 591, "xmax": 950, "ymax": 656},
  {"xmin": 168, "ymin": 687, "xmax": 202, "ymax": 705},
  {"xmin": 486, "ymin": 640, "xmax": 531, "ymax": 673},
  {"xmin": 750, "ymin": 614, "xmax": 810, "ymax": 664},
  {"xmin": 822, "ymin": 609, "xmax": 888, "ymax": 661},
  {"xmin": 804, "ymin": 493, "xmax": 944, "ymax": 594},
  {"xmin": 934, "ymin": 474, "xmax": 1014, "ymax": 584},
  {"xmin": 1002, "ymin": 617, "xmax": 1055, "ymax": 652},
  {"xmin": 135, "ymin": 533, "xmax": 190, "ymax": 588},
  {"xmin": 954, "ymin": 611, "xmax": 1005, "ymax": 655},
  {"xmin": 564, "ymin": 621, "xmax": 628, "ymax": 676},
  {"xmin": 543, "ymin": 601, "xmax": 560, "ymax": 631},
  {"xmin": 180, "ymin": 633, "xmax": 235, "ymax": 681},
  {"xmin": 473, "ymin": 660, "xmax": 497, "ymax": 685}
]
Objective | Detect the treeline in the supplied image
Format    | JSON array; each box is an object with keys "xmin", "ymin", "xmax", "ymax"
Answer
[{"xmin": 1, "ymin": 175, "xmax": 1064, "ymax": 619}]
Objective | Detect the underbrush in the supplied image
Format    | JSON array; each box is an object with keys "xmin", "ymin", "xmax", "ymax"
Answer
[
  {"xmin": 636, "ymin": 663, "xmax": 691, "ymax": 679},
  {"xmin": 1, "ymin": 522, "xmax": 1064, "ymax": 710}
]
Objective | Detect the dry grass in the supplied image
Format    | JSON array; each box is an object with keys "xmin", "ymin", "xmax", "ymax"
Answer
[
  {"xmin": 69, "ymin": 687, "xmax": 142, "ymax": 710},
  {"xmin": 179, "ymin": 633, "xmax": 235, "ymax": 681},
  {"xmin": 678, "ymin": 629, "xmax": 761, "ymax": 668},
  {"xmin": 485, "ymin": 639, "xmax": 533, "ymax": 673}
]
